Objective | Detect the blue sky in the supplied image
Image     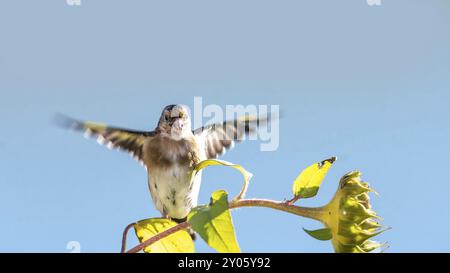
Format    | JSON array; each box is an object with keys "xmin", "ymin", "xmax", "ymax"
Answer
[{"xmin": 1, "ymin": 0, "xmax": 450, "ymax": 252}]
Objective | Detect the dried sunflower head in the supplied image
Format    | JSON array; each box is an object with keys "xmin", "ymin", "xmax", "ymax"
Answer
[{"xmin": 319, "ymin": 171, "xmax": 389, "ymax": 253}]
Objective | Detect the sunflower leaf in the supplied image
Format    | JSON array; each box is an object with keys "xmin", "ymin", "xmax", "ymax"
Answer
[
  {"xmin": 134, "ymin": 218, "xmax": 194, "ymax": 253},
  {"xmin": 188, "ymin": 190, "xmax": 240, "ymax": 253},
  {"xmin": 292, "ymin": 157, "xmax": 336, "ymax": 199},
  {"xmin": 303, "ymin": 227, "xmax": 333, "ymax": 241}
]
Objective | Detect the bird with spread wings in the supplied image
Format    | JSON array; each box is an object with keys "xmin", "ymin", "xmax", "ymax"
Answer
[{"xmin": 57, "ymin": 104, "xmax": 270, "ymax": 227}]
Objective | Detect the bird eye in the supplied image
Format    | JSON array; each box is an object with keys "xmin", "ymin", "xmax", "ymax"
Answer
[{"xmin": 164, "ymin": 113, "xmax": 170, "ymax": 122}]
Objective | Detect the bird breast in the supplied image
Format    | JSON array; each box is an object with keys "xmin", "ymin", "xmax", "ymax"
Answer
[
  {"xmin": 143, "ymin": 135, "xmax": 202, "ymax": 169},
  {"xmin": 143, "ymin": 135, "xmax": 204, "ymax": 219}
]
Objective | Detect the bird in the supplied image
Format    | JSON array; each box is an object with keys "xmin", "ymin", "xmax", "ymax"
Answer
[{"xmin": 56, "ymin": 104, "xmax": 269, "ymax": 229}]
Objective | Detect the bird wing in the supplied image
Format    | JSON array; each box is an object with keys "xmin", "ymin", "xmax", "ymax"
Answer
[
  {"xmin": 56, "ymin": 114, "xmax": 156, "ymax": 164},
  {"xmin": 193, "ymin": 114, "xmax": 270, "ymax": 159}
]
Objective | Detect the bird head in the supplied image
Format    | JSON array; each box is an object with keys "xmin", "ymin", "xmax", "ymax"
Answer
[{"xmin": 157, "ymin": 104, "xmax": 192, "ymax": 139}]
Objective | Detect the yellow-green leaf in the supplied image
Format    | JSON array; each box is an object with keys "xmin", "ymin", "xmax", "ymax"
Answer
[
  {"xmin": 292, "ymin": 157, "xmax": 336, "ymax": 199},
  {"xmin": 191, "ymin": 159, "xmax": 253, "ymax": 201},
  {"xmin": 187, "ymin": 190, "xmax": 240, "ymax": 253},
  {"xmin": 134, "ymin": 218, "xmax": 194, "ymax": 253},
  {"xmin": 303, "ymin": 228, "xmax": 333, "ymax": 241}
]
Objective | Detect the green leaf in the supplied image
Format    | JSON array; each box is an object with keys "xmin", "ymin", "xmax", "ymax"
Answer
[
  {"xmin": 292, "ymin": 157, "xmax": 336, "ymax": 199},
  {"xmin": 303, "ymin": 228, "xmax": 333, "ymax": 241},
  {"xmin": 191, "ymin": 159, "xmax": 253, "ymax": 201},
  {"xmin": 187, "ymin": 190, "xmax": 240, "ymax": 253},
  {"xmin": 134, "ymin": 218, "xmax": 195, "ymax": 253}
]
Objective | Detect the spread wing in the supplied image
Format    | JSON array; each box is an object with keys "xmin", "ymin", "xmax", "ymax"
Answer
[
  {"xmin": 56, "ymin": 114, "xmax": 156, "ymax": 164},
  {"xmin": 193, "ymin": 115, "xmax": 270, "ymax": 159}
]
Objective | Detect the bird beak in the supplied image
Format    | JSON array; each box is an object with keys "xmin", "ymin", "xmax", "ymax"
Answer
[{"xmin": 171, "ymin": 118, "xmax": 184, "ymax": 131}]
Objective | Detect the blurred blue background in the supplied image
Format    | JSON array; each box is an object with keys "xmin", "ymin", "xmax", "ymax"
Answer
[{"xmin": 1, "ymin": 0, "xmax": 449, "ymax": 252}]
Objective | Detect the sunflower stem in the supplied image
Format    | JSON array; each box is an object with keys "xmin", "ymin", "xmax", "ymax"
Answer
[
  {"xmin": 121, "ymin": 222, "xmax": 136, "ymax": 253},
  {"xmin": 229, "ymin": 198, "xmax": 325, "ymax": 222}
]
